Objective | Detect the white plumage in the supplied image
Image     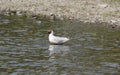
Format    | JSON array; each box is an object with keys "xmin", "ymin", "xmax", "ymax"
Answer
[{"xmin": 48, "ymin": 30, "xmax": 69, "ymax": 44}]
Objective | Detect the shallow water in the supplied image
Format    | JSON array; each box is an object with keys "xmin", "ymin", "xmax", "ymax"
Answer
[{"xmin": 0, "ymin": 15, "xmax": 120, "ymax": 75}]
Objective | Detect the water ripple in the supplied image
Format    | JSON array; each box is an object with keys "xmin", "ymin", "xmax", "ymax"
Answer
[{"xmin": 0, "ymin": 15, "xmax": 119, "ymax": 75}]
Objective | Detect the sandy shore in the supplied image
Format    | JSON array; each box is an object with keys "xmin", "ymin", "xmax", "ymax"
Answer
[{"xmin": 0, "ymin": 0, "xmax": 120, "ymax": 27}]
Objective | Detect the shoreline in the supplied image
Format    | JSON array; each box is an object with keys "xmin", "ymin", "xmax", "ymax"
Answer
[{"xmin": 0, "ymin": 0, "xmax": 120, "ymax": 27}]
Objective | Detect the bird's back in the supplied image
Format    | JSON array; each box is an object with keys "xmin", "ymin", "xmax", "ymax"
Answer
[{"xmin": 49, "ymin": 35, "xmax": 69, "ymax": 44}]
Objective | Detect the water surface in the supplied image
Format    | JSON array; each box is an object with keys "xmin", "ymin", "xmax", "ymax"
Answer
[{"xmin": 0, "ymin": 15, "xmax": 120, "ymax": 75}]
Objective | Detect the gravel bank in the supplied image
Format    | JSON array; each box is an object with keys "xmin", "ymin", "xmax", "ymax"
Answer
[{"xmin": 0, "ymin": 0, "xmax": 120, "ymax": 26}]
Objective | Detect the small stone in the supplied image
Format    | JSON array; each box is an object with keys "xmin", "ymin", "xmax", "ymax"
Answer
[
  {"xmin": 111, "ymin": 20, "xmax": 117, "ymax": 23},
  {"xmin": 36, "ymin": 20, "xmax": 41, "ymax": 24},
  {"xmin": 16, "ymin": 11, "xmax": 23, "ymax": 16},
  {"xmin": 98, "ymin": 4, "xmax": 108, "ymax": 8},
  {"xmin": 50, "ymin": 13, "xmax": 55, "ymax": 20}
]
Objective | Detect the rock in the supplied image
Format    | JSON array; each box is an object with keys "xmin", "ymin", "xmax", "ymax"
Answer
[
  {"xmin": 110, "ymin": 20, "xmax": 117, "ymax": 24},
  {"xmin": 16, "ymin": 11, "xmax": 23, "ymax": 16},
  {"xmin": 98, "ymin": 4, "xmax": 108, "ymax": 8},
  {"xmin": 36, "ymin": 20, "xmax": 41, "ymax": 25},
  {"xmin": 50, "ymin": 13, "xmax": 55, "ymax": 20}
]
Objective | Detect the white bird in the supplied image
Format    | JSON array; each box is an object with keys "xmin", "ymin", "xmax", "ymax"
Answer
[{"xmin": 48, "ymin": 30, "xmax": 69, "ymax": 44}]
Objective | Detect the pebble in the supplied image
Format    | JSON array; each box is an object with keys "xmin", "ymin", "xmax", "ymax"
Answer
[
  {"xmin": 36, "ymin": 20, "xmax": 41, "ymax": 24},
  {"xmin": 16, "ymin": 11, "xmax": 23, "ymax": 16},
  {"xmin": 98, "ymin": 4, "xmax": 108, "ymax": 8}
]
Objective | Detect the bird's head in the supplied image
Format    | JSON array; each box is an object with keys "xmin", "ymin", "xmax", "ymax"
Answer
[{"xmin": 48, "ymin": 30, "xmax": 53, "ymax": 34}]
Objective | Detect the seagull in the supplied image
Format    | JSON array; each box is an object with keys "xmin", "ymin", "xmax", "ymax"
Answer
[{"xmin": 48, "ymin": 30, "xmax": 69, "ymax": 44}]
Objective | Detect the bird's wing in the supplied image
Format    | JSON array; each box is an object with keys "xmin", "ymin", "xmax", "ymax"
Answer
[{"xmin": 54, "ymin": 36, "xmax": 69, "ymax": 43}]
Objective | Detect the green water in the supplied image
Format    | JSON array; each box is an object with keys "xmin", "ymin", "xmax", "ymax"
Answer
[{"xmin": 0, "ymin": 15, "xmax": 120, "ymax": 75}]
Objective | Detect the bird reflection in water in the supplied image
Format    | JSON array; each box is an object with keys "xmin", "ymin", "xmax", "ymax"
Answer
[{"xmin": 48, "ymin": 45, "xmax": 70, "ymax": 58}]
